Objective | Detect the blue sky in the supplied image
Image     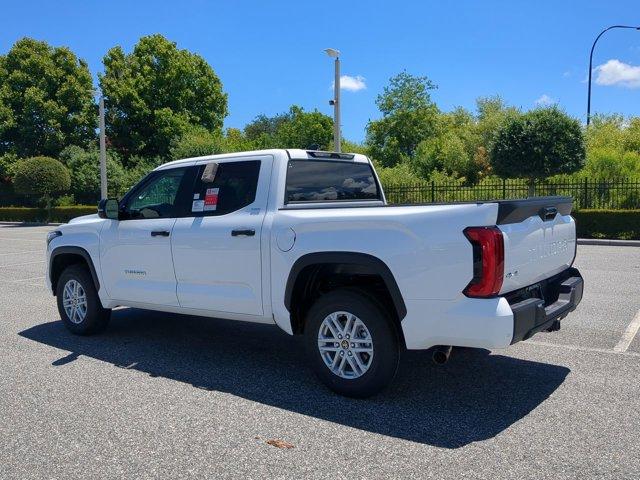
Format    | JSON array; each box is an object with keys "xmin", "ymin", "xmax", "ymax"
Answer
[{"xmin": 1, "ymin": 1, "xmax": 639, "ymax": 142}]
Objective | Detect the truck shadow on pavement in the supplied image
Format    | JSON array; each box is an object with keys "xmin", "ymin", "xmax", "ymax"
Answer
[{"xmin": 20, "ymin": 308, "xmax": 569, "ymax": 449}]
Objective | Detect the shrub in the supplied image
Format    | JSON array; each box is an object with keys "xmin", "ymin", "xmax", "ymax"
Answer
[
  {"xmin": 573, "ymin": 209, "xmax": 640, "ymax": 240},
  {"xmin": 0, "ymin": 205, "xmax": 96, "ymax": 223},
  {"xmin": 12, "ymin": 156, "xmax": 71, "ymax": 208},
  {"xmin": 58, "ymin": 145, "xmax": 129, "ymax": 198}
]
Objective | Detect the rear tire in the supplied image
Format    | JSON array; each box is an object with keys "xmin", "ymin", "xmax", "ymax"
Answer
[
  {"xmin": 56, "ymin": 264, "xmax": 110, "ymax": 335},
  {"xmin": 304, "ymin": 289, "xmax": 401, "ymax": 398}
]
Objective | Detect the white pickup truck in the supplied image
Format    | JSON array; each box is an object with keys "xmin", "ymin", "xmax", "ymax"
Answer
[{"xmin": 46, "ymin": 149, "xmax": 583, "ymax": 397}]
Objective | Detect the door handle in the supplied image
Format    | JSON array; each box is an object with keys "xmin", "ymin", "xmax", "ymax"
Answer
[
  {"xmin": 150, "ymin": 230, "xmax": 170, "ymax": 237},
  {"xmin": 231, "ymin": 229, "xmax": 255, "ymax": 237}
]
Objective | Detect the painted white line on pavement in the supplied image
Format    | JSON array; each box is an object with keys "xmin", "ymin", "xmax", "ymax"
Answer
[
  {"xmin": 0, "ymin": 237, "xmax": 43, "ymax": 242},
  {"xmin": 523, "ymin": 339, "xmax": 640, "ymax": 358},
  {"xmin": 0, "ymin": 276, "xmax": 45, "ymax": 284},
  {"xmin": 613, "ymin": 310, "xmax": 640, "ymax": 353},
  {"xmin": 0, "ymin": 250, "xmax": 41, "ymax": 256},
  {"xmin": 0, "ymin": 260, "xmax": 45, "ymax": 268}
]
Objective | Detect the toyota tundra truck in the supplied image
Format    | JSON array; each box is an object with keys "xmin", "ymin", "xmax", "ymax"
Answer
[{"xmin": 46, "ymin": 149, "xmax": 583, "ymax": 397}]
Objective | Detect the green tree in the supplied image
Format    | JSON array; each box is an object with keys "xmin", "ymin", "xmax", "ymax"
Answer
[
  {"xmin": 13, "ymin": 156, "xmax": 71, "ymax": 209},
  {"xmin": 99, "ymin": 34, "xmax": 228, "ymax": 160},
  {"xmin": 0, "ymin": 38, "xmax": 95, "ymax": 157},
  {"xmin": 222, "ymin": 128, "xmax": 255, "ymax": 152},
  {"xmin": 169, "ymin": 126, "xmax": 224, "ymax": 159},
  {"xmin": 244, "ymin": 113, "xmax": 290, "ymax": 147},
  {"xmin": 0, "ymin": 153, "xmax": 18, "ymax": 183},
  {"xmin": 242, "ymin": 106, "xmax": 333, "ymax": 149},
  {"xmin": 490, "ymin": 107, "xmax": 585, "ymax": 191},
  {"xmin": 274, "ymin": 106, "xmax": 333, "ymax": 149},
  {"xmin": 366, "ymin": 72, "xmax": 439, "ymax": 167},
  {"xmin": 475, "ymin": 96, "xmax": 520, "ymax": 151},
  {"xmin": 58, "ymin": 145, "xmax": 129, "ymax": 198}
]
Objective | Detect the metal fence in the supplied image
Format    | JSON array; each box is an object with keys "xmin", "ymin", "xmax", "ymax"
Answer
[
  {"xmin": 384, "ymin": 178, "xmax": 640, "ymax": 210},
  {"xmin": 1, "ymin": 178, "xmax": 639, "ymax": 210}
]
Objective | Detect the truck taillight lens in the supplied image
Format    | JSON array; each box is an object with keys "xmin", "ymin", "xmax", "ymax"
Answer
[{"xmin": 463, "ymin": 226, "xmax": 504, "ymax": 298}]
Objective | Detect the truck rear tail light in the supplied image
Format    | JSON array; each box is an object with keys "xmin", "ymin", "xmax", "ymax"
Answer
[{"xmin": 463, "ymin": 226, "xmax": 504, "ymax": 298}]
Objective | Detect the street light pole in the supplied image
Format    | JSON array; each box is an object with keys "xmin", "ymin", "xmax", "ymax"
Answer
[
  {"xmin": 98, "ymin": 95, "xmax": 107, "ymax": 200},
  {"xmin": 587, "ymin": 25, "xmax": 640, "ymax": 126},
  {"xmin": 325, "ymin": 48, "xmax": 341, "ymax": 152}
]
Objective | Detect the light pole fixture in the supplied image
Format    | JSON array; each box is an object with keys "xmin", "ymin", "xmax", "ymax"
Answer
[
  {"xmin": 325, "ymin": 48, "xmax": 341, "ymax": 152},
  {"xmin": 587, "ymin": 25, "xmax": 640, "ymax": 126},
  {"xmin": 98, "ymin": 95, "xmax": 107, "ymax": 200}
]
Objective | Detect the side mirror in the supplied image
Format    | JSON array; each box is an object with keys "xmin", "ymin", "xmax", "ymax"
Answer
[{"xmin": 98, "ymin": 198, "xmax": 120, "ymax": 220}]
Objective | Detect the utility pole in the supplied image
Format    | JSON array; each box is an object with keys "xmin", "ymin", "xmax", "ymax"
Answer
[
  {"xmin": 99, "ymin": 95, "xmax": 107, "ymax": 199},
  {"xmin": 325, "ymin": 48, "xmax": 341, "ymax": 152}
]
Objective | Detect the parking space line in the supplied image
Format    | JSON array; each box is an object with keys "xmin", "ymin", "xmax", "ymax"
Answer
[
  {"xmin": 613, "ymin": 310, "xmax": 640, "ymax": 353},
  {"xmin": 0, "ymin": 276, "xmax": 45, "ymax": 285},
  {"xmin": 523, "ymin": 339, "xmax": 640, "ymax": 358},
  {"xmin": 0, "ymin": 250, "xmax": 41, "ymax": 256},
  {"xmin": 0, "ymin": 260, "xmax": 45, "ymax": 267},
  {"xmin": 0, "ymin": 237, "xmax": 43, "ymax": 242}
]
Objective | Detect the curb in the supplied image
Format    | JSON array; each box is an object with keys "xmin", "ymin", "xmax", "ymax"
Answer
[{"xmin": 577, "ymin": 238, "xmax": 640, "ymax": 247}]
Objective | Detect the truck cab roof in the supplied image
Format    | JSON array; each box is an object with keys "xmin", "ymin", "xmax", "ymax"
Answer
[{"xmin": 154, "ymin": 149, "xmax": 371, "ymax": 171}]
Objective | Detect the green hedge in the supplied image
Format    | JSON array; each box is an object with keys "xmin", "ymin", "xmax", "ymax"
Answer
[
  {"xmin": 0, "ymin": 206, "xmax": 96, "ymax": 223},
  {"xmin": 573, "ymin": 209, "xmax": 640, "ymax": 240},
  {"xmin": 0, "ymin": 205, "xmax": 637, "ymax": 240}
]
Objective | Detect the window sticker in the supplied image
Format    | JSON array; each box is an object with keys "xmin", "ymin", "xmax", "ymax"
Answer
[
  {"xmin": 193, "ymin": 193, "xmax": 200, "ymax": 200},
  {"xmin": 203, "ymin": 187, "xmax": 219, "ymax": 211},
  {"xmin": 192, "ymin": 200, "xmax": 205, "ymax": 212}
]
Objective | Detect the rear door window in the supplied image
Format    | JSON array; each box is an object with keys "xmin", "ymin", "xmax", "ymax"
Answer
[
  {"xmin": 285, "ymin": 160, "xmax": 381, "ymax": 203},
  {"xmin": 189, "ymin": 160, "xmax": 261, "ymax": 216}
]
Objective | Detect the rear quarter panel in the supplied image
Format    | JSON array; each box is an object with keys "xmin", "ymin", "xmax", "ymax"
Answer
[{"xmin": 270, "ymin": 203, "xmax": 499, "ymax": 333}]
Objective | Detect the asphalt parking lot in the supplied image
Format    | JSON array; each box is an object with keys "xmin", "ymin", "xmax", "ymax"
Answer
[{"xmin": 1, "ymin": 223, "xmax": 639, "ymax": 479}]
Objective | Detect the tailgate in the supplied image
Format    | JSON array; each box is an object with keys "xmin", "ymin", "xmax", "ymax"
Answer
[{"xmin": 497, "ymin": 197, "xmax": 576, "ymax": 294}]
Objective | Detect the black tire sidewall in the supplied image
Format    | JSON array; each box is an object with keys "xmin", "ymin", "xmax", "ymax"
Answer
[
  {"xmin": 56, "ymin": 265, "xmax": 109, "ymax": 335},
  {"xmin": 304, "ymin": 289, "xmax": 400, "ymax": 398}
]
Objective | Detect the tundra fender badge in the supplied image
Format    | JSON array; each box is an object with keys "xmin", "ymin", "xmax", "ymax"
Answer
[{"xmin": 124, "ymin": 269, "xmax": 146, "ymax": 276}]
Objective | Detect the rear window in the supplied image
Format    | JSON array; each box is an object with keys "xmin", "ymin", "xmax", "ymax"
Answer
[{"xmin": 285, "ymin": 160, "xmax": 381, "ymax": 203}]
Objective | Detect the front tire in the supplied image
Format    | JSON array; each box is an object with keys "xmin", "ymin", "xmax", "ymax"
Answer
[
  {"xmin": 304, "ymin": 289, "xmax": 401, "ymax": 398},
  {"xmin": 56, "ymin": 265, "xmax": 110, "ymax": 335}
]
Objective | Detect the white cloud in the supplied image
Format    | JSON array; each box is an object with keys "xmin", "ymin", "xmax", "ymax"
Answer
[
  {"xmin": 534, "ymin": 94, "xmax": 556, "ymax": 106},
  {"xmin": 332, "ymin": 75, "xmax": 366, "ymax": 92},
  {"xmin": 562, "ymin": 70, "xmax": 571, "ymax": 78},
  {"xmin": 595, "ymin": 59, "xmax": 640, "ymax": 88}
]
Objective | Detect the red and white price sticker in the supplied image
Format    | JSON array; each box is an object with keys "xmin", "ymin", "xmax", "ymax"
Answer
[{"xmin": 203, "ymin": 188, "xmax": 219, "ymax": 211}]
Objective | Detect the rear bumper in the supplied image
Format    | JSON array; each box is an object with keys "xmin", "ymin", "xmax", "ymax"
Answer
[
  {"xmin": 400, "ymin": 267, "xmax": 583, "ymax": 350},
  {"xmin": 508, "ymin": 267, "xmax": 583, "ymax": 344}
]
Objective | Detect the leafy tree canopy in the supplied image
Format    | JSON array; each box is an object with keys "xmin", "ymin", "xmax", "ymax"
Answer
[
  {"xmin": 490, "ymin": 107, "xmax": 585, "ymax": 181},
  {"xmin": 99, "ymin": 34, "xmax": 228, "ymax": 161},
  {"xmin": 58, "ymin": 145, "xmax": 130, "ymax": 198},
  {"xmin": 169, "ymin": 126, "xmax": 224, "ymax": 159},
  {"xmin": 0, "ymin": 38, "xmax": 95, "ymax": 157},
  {"xmin": 366, "ymin": 72, "xmax": 439, "ymax": 167},
  {"xmin": 243, "ymin": 105, "xmax": 333, "ymax": 150}
]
